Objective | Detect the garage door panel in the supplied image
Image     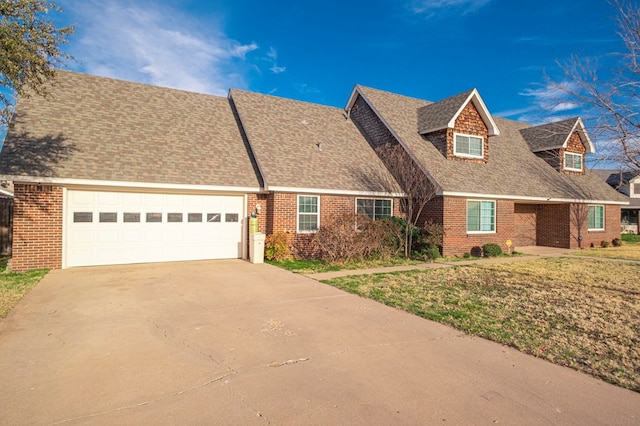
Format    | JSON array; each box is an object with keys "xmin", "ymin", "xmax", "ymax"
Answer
[{"xmin": 66, "ymin": 190, "xmax": 244, "ymax": 267}]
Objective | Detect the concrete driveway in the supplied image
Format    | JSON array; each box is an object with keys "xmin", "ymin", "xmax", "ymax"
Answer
[{"xmin": 1, "ymin": 260, "xmax": 638, "ymax": 425}]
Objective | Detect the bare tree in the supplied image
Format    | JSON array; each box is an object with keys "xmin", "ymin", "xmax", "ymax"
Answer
[
  {"xmin": 375, "ymin": 143, "xmax": 437, "ymax": 258},
  {"xmin": 569, "ymin": 202, "xmax": 589, "ymax": 249},
  {"xmin": 551, "ymin": 0, "xmax": 640, "ymax": 171}
]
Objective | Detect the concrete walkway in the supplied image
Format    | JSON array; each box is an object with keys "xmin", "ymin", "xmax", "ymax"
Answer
[
  {"xmin": 306, "ymin": 246, "xmax": 572, "ymax": 280},
  {"xmin": 1, "ymin": 259, "xmax": 639, "ymax": 424}
]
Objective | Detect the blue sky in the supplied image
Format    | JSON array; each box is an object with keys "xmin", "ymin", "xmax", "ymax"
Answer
[{"xmin": 50, "ymin": 0, "xmax": 623, "ymax": 124}]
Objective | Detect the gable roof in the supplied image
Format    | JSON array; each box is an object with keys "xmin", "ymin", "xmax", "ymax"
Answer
[
  {"xmin": 416, "ymin": 89, "xmax": 500, "ymax": 136},
  {"xmin": 520, "ymin": 117, "xmax": 594, "ymax": 153},
  {"xmin": 349, "ymin": 85, "xmax": 626, "ymax": 204},
  {"xmin": 0, "ymin": 71, "xmax": 261, "ymax": 191},
  {"xmin": 229, "ymin": 88, "xmax": 400, "ymax": 195}
]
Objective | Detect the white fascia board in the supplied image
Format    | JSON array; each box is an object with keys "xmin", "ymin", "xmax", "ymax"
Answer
[
  {"xmin": 2, "ymin": 175, "xmax": 262, "ymax": 194},
  {"xmin": 344, "ymin": 85, "xmax": 361, "ymax": 112},
  {"xmin": 441, "ymin": 190, "xmax": 629, "ymax": 205},
  {"xmin": 563, "ymin": 118, "xmax": 595, "ymax": 154},
  {"xmin": 269, "ymin": 186, "xmax": 405, "ymax": 198},
  {"xmin": 450, "ymin": 89, "xmax": 500, "ymax": 136}
]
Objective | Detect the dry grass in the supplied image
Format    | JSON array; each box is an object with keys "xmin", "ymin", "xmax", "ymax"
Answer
[{"xmin": 324, "ymin": 257, "xmax": 640, "ymax": 392}]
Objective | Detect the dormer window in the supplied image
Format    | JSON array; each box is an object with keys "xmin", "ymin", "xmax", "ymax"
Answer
[
  {"xmin": 564, "ymin": 152, "xmax": 583, "ymax": 171},
  {"xmin": 454, "ymin": 133, "xmax": 483, "ymax": 159}
]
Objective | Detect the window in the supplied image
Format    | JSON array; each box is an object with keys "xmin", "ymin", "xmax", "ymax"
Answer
[
  {"xmin": 225, "ymin": 213, "xmax": 239, "ymax": 223},
  {"xmin": 167, "ymin": 213, "xmax": 183, "ymax": 222},
  {"xmin": 564, "ymin": 152, "xmax": 583, "ymax": 171},
  {"xmin": 298, "ymin": 195, "xmax": 319, "ymax": 232},
  {"xmin": 454, "ymin": 133, "xmax": 483, "ymax": 158},
  {"xmin": 207, "ymin": 213, "xmax": 221, "ymax": 222},
  {"xmin": 73, "ymin": 212, "xmax": 93, "ymax": 223},
  {"xmin": 622, "ymin": 209, "xmax": 638, "ymax": 225},
  {"xmin": 99, "ymin": 212, "xmax": 117, "ymax": 223},
  {"xmin": 188, "ymin": 213, "xmax": 202, "ymax": 222},
  {"xmin": 467, "ymin": 200, "xmax": 496, "ymax": 233},
  {"xmin": 356, "ymin": 198, "xmax": 392, "ymax": 220},
  {"xmin": 123, "ymin": 213, "xmax": 140, "ymax": 223},
  {"xmin": 588, "ymin": 205, "xmax": 605, "ymax": 230},
  {"xmin": 146, "ymin": 213, "xmax": 162, "ymax": 223}
]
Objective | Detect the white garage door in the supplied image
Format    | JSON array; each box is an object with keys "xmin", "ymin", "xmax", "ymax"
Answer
[{"xmin": 65, "ymin": 190, "xmax": 244, "ymax": 267}]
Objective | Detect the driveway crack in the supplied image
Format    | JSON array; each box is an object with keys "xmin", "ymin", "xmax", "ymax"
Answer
[{"xmin": 49, "ymin": 370, "xmax": 237, "ymax": 425}]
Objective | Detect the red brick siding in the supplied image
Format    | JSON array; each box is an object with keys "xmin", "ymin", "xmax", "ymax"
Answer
[
  {"xmin": 440, "ymin": 197, "xmax": 514, "ymax": 256},
  {"xmin": 572, "ymin": 204, "xmax": 621, "ymax": 249},
  {"xmin": 450, "ymin": 102, "xmax": 489, "ymax": 163},
  {"xmin": 256, "ymin": 191, "xmax": 404, "ymax": 258},
  {"xmin": 536, "ymin": 204, "xmax": 571, "ymax": 248},
  {"xmin": 12, "ymin": 184, "xmax": 63, "ymax": 271},
  {"xmin": 513, "ymin": 204, "xmax": 537, "ymax": 247}
]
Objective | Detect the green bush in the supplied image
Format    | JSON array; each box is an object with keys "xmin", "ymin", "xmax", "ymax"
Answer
[
  {"xmin": 600, "ymin": 240, "xmax": 610, "ymax": 248},
  {"xmin": 265, "ymin": 232, "xmax": 292, "ymax": 261},
  {"xmin": 612, "ymin": 238, "xmax": 622, "ymax": 247},
  {"xmin": 482, "ymin": 243, "xmax": 503, "ymax": 257},
  {"xmin": 463, "ymin": 252, "xmax": 471, "ymax": 259},
  {"xmin": 415, "ymin": 245, "xmax": 440, "ymax": 261}
]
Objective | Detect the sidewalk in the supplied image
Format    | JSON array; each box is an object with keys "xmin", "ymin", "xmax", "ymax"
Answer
[{"xmin": 305, "ymin": 246, "xmax": 571, "ymax": 280}]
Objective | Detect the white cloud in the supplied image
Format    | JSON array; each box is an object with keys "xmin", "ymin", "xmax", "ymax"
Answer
[
  {"xmin": 61, "ymin": 0, "xmax": 259, "ymax": 95},
  {"xmin": 409, "ymin": 0, "xmax": 492, "ymax": 16},
  {"xmin": 516, "ymin": 82, "xmax": 580, "ymax": 124},
  {"xmin": 265, "ymin": 47, "xmax": 286, "ymax": 74}
]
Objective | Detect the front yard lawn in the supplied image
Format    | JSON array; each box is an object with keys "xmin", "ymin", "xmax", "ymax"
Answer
[
  {"xmin": 0, "ymin": 262, "xmax": 48, "ymax": 319},
  {"xmin": 267, "ymin": 257, "xmax": 422, "ymax": 274},
  {"xmin": 570, "ymin": 233, "xmax": 640, "ymax": 261},
  {"xmin": 323, "ymin": 257, "xmax": 640, "ymax": 392}
]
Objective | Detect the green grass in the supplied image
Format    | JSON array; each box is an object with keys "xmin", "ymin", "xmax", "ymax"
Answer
[
  {"xmin": 0, "ymin": 261, "xmax": 48, "ymax": 319},
  {"xmin": 622, "ymin": 233, "xmax": 640, "ymax": 243},
  {"xmin": 324, "ymin": 257, "xmax": 640, "ymax": 392},
  {"xmin": 267, "ymin": 256, "xmax": 422, "ymax": 274}
]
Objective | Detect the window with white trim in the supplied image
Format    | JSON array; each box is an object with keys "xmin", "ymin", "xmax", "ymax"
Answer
[
  {"xmin": 298, "ymin": 195, "xmax": 319, "ymax": 232},
  {"xmin": 356, "ymin": 198, "xmax": 392, "ymax": 220},
  {"xmin": 587, "ymin": 205, "xmax": 604, "ymax": 230},
  {"xmin": 467, "ymin": 200, "xmax": 496, "ymax": 233},
  {"xmin": 564, "ymin": 152, "xmax": 583, "ymax": 171},
  {"xmin": 454, "ymin": 133, "xmax": 484, "ymax": 158}
]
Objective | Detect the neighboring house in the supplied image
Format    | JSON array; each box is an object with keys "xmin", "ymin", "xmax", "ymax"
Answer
[
  {"xmin": 593, "ymin": 169, "xmax": 640, "ymax": 234},
  {"xmin": 0, "ymin": 71, "xmax": 627, "ymax": 271}
]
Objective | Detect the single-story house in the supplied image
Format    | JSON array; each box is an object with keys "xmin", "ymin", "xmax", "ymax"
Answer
[
  {"xmin": 0, "ymin": 71, "xmax": 627, "ymax": 271},
  {"xmin": 593, "ymin": 169, "xmax": 640, "ymax": 233}
]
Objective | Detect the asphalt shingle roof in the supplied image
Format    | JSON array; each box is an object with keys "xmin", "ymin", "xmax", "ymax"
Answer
[
  {"xmin": 355, "ymin": 86, "xmax": 627, "ymax": 203},
  {"xmin": 0, "ymin": 71, "xmax": 261, "ymax": 188},
  {"xmin": 519, "ymin": 117, "xmax": 580, "ymax": 152},
  {"xmin": 229, "ymin": 88, "xmax": 400, "ymax": 193},
  {"xmin": 416, "ymin": 90, "xmax": 473, "ymax": 134}
]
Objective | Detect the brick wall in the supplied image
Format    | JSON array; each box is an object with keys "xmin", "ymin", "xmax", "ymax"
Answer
[
  {"xmin": 439, "ymin": 197, "xmax": 515, "ymax": 256},
  {"xmin": 11, "ymin": 184, "xmax": 63, "ymax": 271},
  {"xmin": 255, "ymin": 190, "xmax": 404, "ymax": 258},
  {"xmin": 536, "ymin": 204, "xmax": 570, "ymax": 248},
  {"xmin": 513, "ymin": 203, "xmax": 537, "ymax": 247},
  {"xmin": 570, "ymin": 204, "xmax": 621, "ymax": 249}
]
